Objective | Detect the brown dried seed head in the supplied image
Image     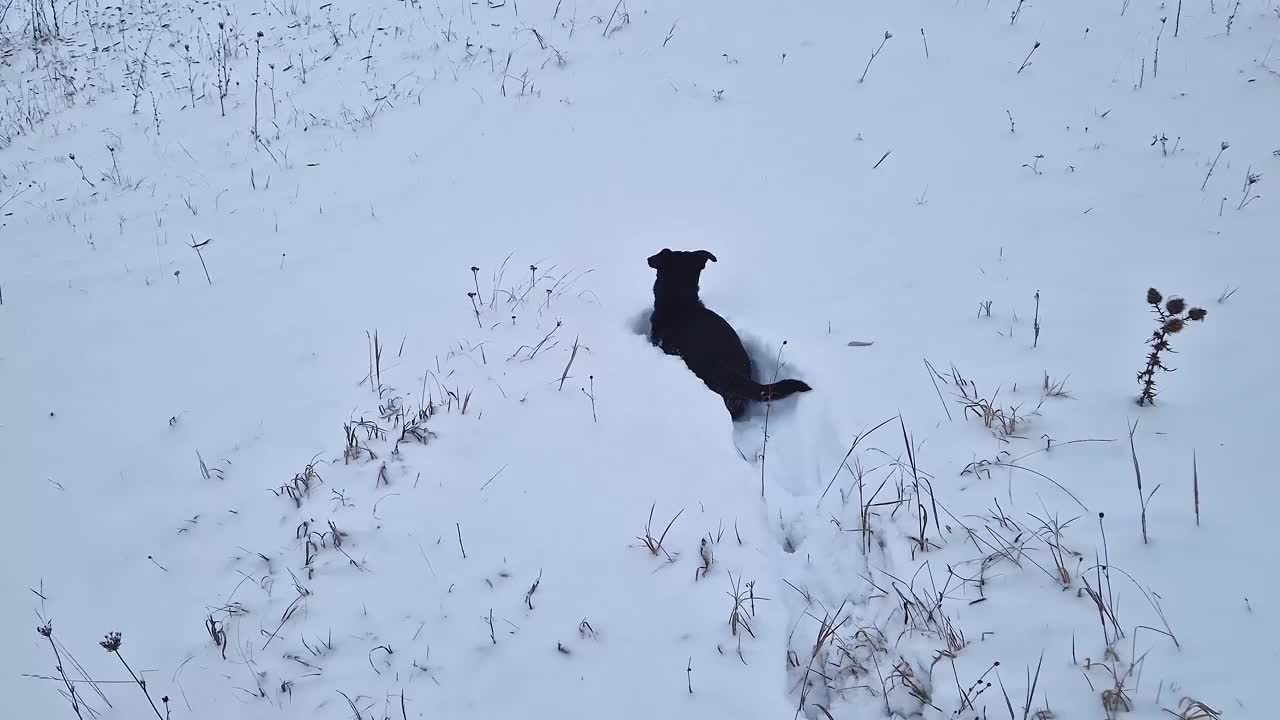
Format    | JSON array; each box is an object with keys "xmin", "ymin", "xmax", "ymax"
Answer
[
  {"xmin": 1165, "ymin": 297, "xmax": 1187, "ymax": 315},
  {"xmin": 1188, "ymin": 307, "xmax": 1207, "ymax": 321},
  {"xmin": 1147, "ymin": 288, "xmax": 1163, "ymax": 305},
  {"xmin": 1164, "ymin": 318, "xmax": 1185, "ymax": 334},
  {"xmin": 99, "ymin": 632, "xmax": 122, "ymax": 652}
]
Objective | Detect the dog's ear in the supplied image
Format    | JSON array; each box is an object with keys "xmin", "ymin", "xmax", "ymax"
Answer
[
  {"xmin": 694, "ymin": 250, "xmax": 718, "ymax": 265},
  {"xmin": 647, "ymin": 248, "xmax": 673, "ymax": 269}
]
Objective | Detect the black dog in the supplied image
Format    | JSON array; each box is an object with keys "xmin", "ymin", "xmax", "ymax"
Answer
[{"xmin": 646, "ymin": 248, "xmax": 812, "ymax": 420}]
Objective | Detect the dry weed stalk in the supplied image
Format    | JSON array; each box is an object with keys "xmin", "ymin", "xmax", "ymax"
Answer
[
  {"xmin": 99, "ymin": 632, "xmax": 164, "ymax": 720},
  {"xmin": 36, "ymin": 623, "xmax": 86, "ymax": 720}
]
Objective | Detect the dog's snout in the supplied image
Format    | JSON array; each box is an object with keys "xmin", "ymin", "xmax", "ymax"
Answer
[{"xmin": 647, "ymin": 248, "xmax": 673, "ymax": 269}]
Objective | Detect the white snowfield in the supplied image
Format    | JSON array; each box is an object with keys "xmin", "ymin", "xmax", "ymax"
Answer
[{"xmin": 2, "ymin": 0, "xmax": 1276, "ymax": 718}]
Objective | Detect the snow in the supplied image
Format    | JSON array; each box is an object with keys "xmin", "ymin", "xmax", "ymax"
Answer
[{"xmin": 3, "ymin": 0, "xmax": 1278, "ymax": 718}]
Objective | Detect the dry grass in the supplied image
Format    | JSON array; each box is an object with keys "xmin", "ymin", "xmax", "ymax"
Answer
[
  {"xmin": 929, "ymin": 363, "xmax": 1036, "ymax": 441},
  {"xmin": 1168, "ymin": 697, "xmax": 1222, "ymax": 719},
  {"xmin": 636, "ymin": 503, "xmax": 683, "ymax": 561}
]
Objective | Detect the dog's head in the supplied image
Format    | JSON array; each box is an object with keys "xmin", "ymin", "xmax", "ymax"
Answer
[
  {"xmin": 647, "ymin": 248, "xmax": 717, "ymax": 272},
  {"xmin": 648, "ymin": 248, "xmax": 717, "ymax": 305}
]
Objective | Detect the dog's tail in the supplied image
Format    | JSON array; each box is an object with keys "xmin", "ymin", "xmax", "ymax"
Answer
[
  {"xmin": 724, "ymin": 376, "xmax": 812, "ymax": 403},
  {"xmin": 756, "ymin": 378, "xmax": 813, "ymax": 402}
]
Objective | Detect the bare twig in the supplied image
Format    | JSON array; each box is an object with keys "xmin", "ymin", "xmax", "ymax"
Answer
[
  {"xmin": 558, "ymin": 336, "xmax": 580, "ymax": 390},
  {"xmin": 1192, "ymin": 450, "xmax": 1200, "ymax": 527},
  {"xmin": 188, "ymin": 237, "xmax": 213, "ymax": 285},
  {"xmin": 602, "ymin": 0, "xmax": 622, "ymax": 37},
  {"xmin": 1201, "ymin": 142, "xmax": 1229, "ymax": 191},
  {"xmin": 858, "ymin": 31, "xmax": 892, "ymax": 83},
  {"xmin": 1017, "ymin": 41, "xmax": 1041, "ymax": 74}
]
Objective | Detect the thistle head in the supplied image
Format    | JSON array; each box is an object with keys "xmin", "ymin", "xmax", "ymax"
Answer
[{"xmin": 100, "ymin": 632, "xmax": 122, "ymax": 652}]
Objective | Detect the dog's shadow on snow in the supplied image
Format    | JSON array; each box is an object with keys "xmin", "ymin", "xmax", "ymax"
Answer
[{"xmin": 625, "ymin": 308, "xmax": 811, "ymax": 427}]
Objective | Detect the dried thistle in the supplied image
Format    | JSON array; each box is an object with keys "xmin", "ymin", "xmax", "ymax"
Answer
[
  {"xmin": 99, "ymin": 632, "xmax": 123, "ymax": 652},
  {"xmin": 1137, "ymin": 288, "xmax": 1207, "ymax": 406}
]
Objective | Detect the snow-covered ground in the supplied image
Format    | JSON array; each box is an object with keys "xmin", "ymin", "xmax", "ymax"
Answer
[{"xmin": 3, "ymin": 0, "xmax": 1277, "ymax": 717}]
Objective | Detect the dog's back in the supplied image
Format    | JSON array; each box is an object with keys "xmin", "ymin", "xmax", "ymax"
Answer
[{"xmin": 652, "ymin": 300, "xmax": 753, "ymax": 392}]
